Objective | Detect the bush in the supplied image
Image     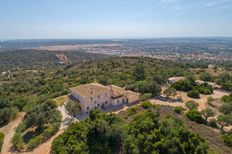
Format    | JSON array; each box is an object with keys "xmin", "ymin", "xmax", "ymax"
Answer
[
  {"xmin": 221, "ymin": 94, "xmax": 232, "ymax": 103},
  {"xmin": 27, "ymin": 135, "xmax": 43, "ymax": 150},
  {"xmin": 0, "ymin": 132, "xmax": 4, "ymax": 152},
  {"xmin": 172, "ymin": 80, "xmax": 193, "ymax": 92},
  {"xmin": 187, "ymin": 90, "xmax": 200, "ymax": 99},
  {"xmin": 0, "ymin": 107, "xmax": 18, "ymax": 125},
  {"xmin": 140, "ymin": 101, "xmax": 153, "ymax": 109},
  {"xmin": 174, "ymin": 107, "xmax": 185, "ymax": 114},
  {"xmin": 196, "ymin": 83, "xmax": 213, "ymax": 95},
  {"xmin": 12, "ymin": 132, "xmax": 24, "ymax": 151},
  {"xmin": 224, "ymin": 132, "xmax": 232, "ymax": 147},
  {"xmin": 208, "ymin": 118, "xmax": 218, "ymax": 128},
  {"xmin": 199, "ymin": 72, "xmax": 212, "ymax": 82},
  {"xmin": 127, "ymin": 107, "xmax": 139, "ymax": 116},
  {"xmin": 219, "ymin": 103, "xmax": 232, "ymax": 115},
  {"xmin": 140, "ymin": 93, "xmax": 153, "ymax": 101},
  {"xmin": 186, "ymin": 110, "xmax": 205, "ymax": 124},
  {"xmin": 185, "ymin": 100, "xmax": 199, "ymax": 110}
]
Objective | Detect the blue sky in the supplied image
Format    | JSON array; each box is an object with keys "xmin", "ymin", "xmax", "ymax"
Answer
[{"xmin": 0, "ymin": 0, "xmax": 232, "ymax": 39}]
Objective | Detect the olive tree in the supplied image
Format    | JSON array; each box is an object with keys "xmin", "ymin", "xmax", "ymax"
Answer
[
  {"xmin": 65, "ymin": 100, "xmax": 81, "ymax": 118},
  {"xmin": 201, "ymin": 108, "xmax": 215, "ymax": 121}
]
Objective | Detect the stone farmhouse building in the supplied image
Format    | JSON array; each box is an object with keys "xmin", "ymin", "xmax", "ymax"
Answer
[{"xmin": 70, "ymin": 82, "xmax": 140, "ymax": 113}]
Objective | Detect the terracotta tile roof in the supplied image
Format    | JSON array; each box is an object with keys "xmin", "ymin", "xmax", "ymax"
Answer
[
  {"xmin": 108, "ymin": 85, "xmax": 126, "ymax": 98},
  {"xmin": 71, "ymin": 83, "xmax": 140, "ymax": 98},
  {"xmin": 70, "ymin": 82, "xmax": 109, "ymax": 97}
]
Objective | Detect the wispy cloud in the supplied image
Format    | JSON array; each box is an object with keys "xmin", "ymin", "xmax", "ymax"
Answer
[
  {"xmin": 201, "ymin": 0, "xmax": 232, "ymax": 9},
  {"xmin": 132, "ymin": 0, "xmax": 232, "ymax": 20},
  {"xmin": 132, "ymin": 0, "xmax": 183, "ymax": 19}
]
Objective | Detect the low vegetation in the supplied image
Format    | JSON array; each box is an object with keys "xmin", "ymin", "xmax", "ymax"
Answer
[
  {"xmin": 187, "ymin": 90, "xmax": 200, "ymax": 99},
  {"xmin": 174, "ymin": 106, "xmax": 185, "ymax": 114},
  {"xmin": 217, "ymin": 74, "xmax": 232, "ymax": 91},
  {"xmin": 12, "ymin": 100, "xmax": 61, "ymax": 151},
  {"xmin": 0, "ymin": 56, "xmax": 232, "ymax": 152},
  {"xmin": 0, "ymin": 132, "xmax": 4, "ymax": 152},
  {"xmin": 51, "ymin": 109, "xmax": 210, "ymax": 154},
  {"xmin": 224, "ymin": 132, "xmax": 232, "ymax": 148},
  {"xmin": 186, "ymin": 109, "xmax": 205, "ymax": 124},
  {"xmin": 172, "ymin": 79, "xmax": 214, "ymax": 98}
]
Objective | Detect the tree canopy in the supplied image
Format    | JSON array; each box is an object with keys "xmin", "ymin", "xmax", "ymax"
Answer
[{"xmin": 51, "ymin": 109, "xmax": 210, "ymax": 154}]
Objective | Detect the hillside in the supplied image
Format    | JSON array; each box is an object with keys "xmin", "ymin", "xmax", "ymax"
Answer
[
  {"xmin": 0, "ymin": 56, "xmax": 232, "ymax": 153},
  {"xmin": 0, "ymin": 49, "xmax": 109, "ymax": 71}
]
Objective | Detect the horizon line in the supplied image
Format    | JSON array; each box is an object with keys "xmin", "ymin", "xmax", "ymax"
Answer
[{"xmin": 1, "ymin": 36, "xmax": 232, "ymax": 41}]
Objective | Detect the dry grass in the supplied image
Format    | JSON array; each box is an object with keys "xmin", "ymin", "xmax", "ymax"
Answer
[{"xmin": 53, "ymin": 95, "xmax": 68, "ymax": 106}]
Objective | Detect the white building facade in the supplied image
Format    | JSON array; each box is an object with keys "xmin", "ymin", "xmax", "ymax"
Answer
[{"xmin": 71, "ymin": 82, "xmax": 140, "ymax": 113}]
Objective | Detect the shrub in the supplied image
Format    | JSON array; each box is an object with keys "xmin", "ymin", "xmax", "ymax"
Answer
[
  {"xmin": 208, "ymin": 118, "xmax": 218, "ymax": 128},
  {"xmin": 0, "ymin": 132, "xmax": 4, "ymax": 152},
  {"xmin": 12, "ymin": 132, "xmax": 24, "ymax": 151},
  {"xmin": 221, "ymin": 94, "xmax": 232, "ymax": 103},
  {"xmin": 127, "ymin": 106, "xmax": 139, "ymax": 116},
  {"xmin": 199, "ymin": 72, "xmax": 212, "ymax": 82},
  {"xmin": 185, "ymin": 100, "xmax": 199, "ymax": 110},
  {"xmin": 0, "ymin": 107, "xmax": 18, "ymax": 125},
  {"xmin": 140, "ymin": 101, "xmax": 153, "ymax": 109},
  {"xmin": 140, "ymin": 93, "xmax": 153, "ymax": 101},
  {"xmin": 224, "ymin": 132, "xmax": 232, "ymax": 147},
  {"xmin": 219, "ymin": 103, "xmax": 232, "ymax": 115},
  {"xmin": 186, "ymin": 110, "xmax": 205, "ymax": 124},
  {"xmin": 196, "ymin": 83, "xmax": 213, "ymax": 95},
  {"xmin": 172, "ymin": 80, "xmax": 193, "ymax": 92},
  {"xmin": 174, "ymin": 107, "xmax": 185, "ymax": 114},
  {"xmin": 187, "ymin": 90, "xmax": 200, "ymax": 99},
  {"xmin": 27, "ymin": 135, "xmax": 43, "ymax": 150}
]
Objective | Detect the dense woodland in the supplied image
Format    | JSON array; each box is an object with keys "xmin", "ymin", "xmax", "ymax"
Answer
[{"xmin": 0, "ymin": 55, "xmax": 232, "ymax": 153}]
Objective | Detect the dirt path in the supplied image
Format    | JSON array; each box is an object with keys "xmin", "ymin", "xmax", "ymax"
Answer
[
  {"xmin": 151, "ymin": 90, "xmax": 229, "ymax": 111},
  {"xmin": 20, "ymin": 130, "xmax": 64, "ymax": 154},
  {"xmin": 0, "ymin": 106, "xmax": 68, "ymax": 154},
  {"xmin": 0, "ymin": 112, "xmax": 25, "ymax": 154},
  {"xmin": 20, "ymin": 106, "xmax": 71, "ymax": 154},
  {"xmin": 150, "ymin": 99, "xmax": 185, "ymax": 108}
]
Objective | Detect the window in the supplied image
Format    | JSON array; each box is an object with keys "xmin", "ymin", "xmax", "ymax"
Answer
[
  {"xmin": 97, "ymin": 95, "xmax": 101, "ymax": 99},
  {"xmin": 97, "ymin": 103, "xmax": 100, "ymax": 107},
  {"xmin": 94, "ymin": 101, "xmax": 97, "ymax": 104},
  {"xmin": 117, "ymin": 100, "xmax": 119, "ymax": 103},
  {"xmin": 90, "ymin": 97, "xmax": 93, "ymax": 101},
  {"xmin": 105, "ymin": 101, "xmax": 108, "ymax": 104},
  {"xmin": 105, "ymin": 93, "xmax": 108, "ymax": 97},
  {"xmin": 87, "ymin": 107, "xmax": 89, "ymax": 110}
]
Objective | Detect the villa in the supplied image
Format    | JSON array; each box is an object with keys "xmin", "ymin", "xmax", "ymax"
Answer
[{"xmin": 70, "ymin": 82, "xmax": 140, "ymax": 113}]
